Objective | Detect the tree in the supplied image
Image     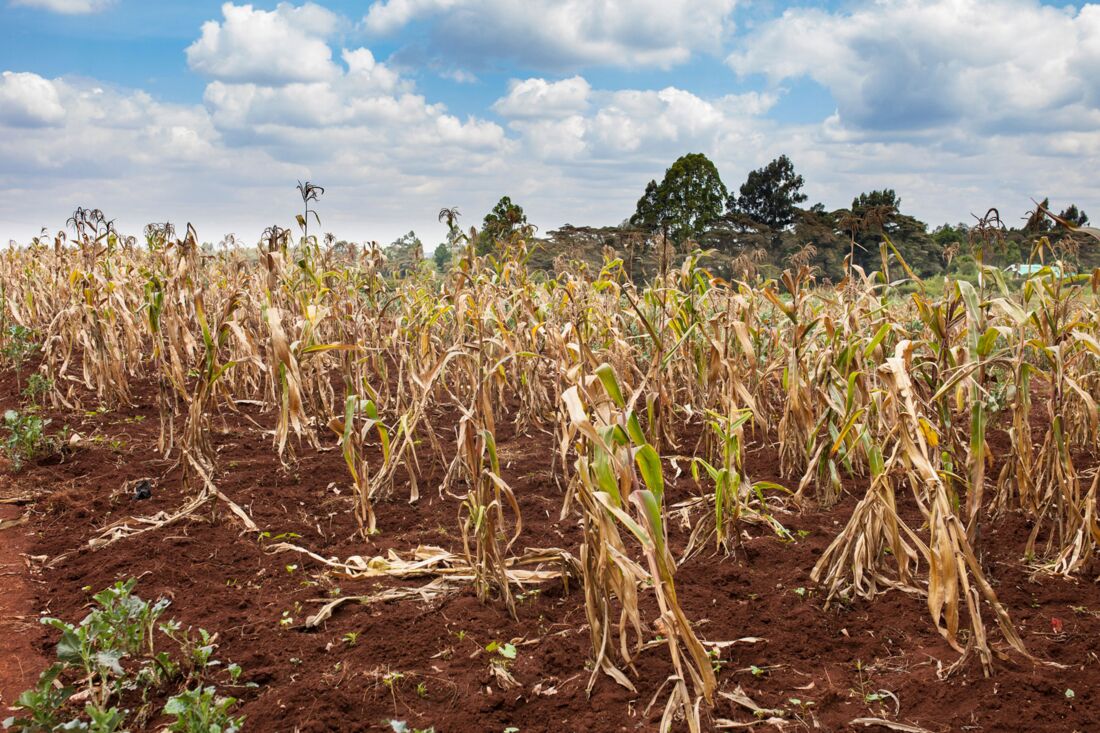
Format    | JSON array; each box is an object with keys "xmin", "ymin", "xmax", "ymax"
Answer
[
  {"xmin": 851, "ymin": 189, "xmax": 900, "ymax": 215},
  {"xmin": 846, "ymin": 190, "xmax": 942, "ymax": 276},
  {"xmin": 728, "ymin": 155, "xmax": 807, "ymax": 231},
  {"xmin": 1058, "ymin": 204, "xmax": 1089, "ymax": 227},
  {"xmin": 932, "ymin": 223, "xmax": 968, "ymax": 248},
  {"xmin": 631, "ymin": 180, "xmax": 663, "ymax": 233},
  {"xmin": 384, "ymin": 231, "xmax": 423, "ymax": 276},
  {"xmin": 479, "ymin": 196, "xmax": 529, "ymax": 252},
  {"xmin": 630, "ymin": 153, "xmax": 727, "ymax": 244},
  {"xmin": 433, "ymin": 241, "xmax": 452, "ymax": 271}
]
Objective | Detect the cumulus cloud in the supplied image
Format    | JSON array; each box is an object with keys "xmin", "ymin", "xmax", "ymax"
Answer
[
  {"xmin": 727, "ymin": 0, "xmax": 1100, "ymax": 135},
  {"xmin": 0, "ymin": 71, "xmax": 67, "ymax": 127},
  {"xmin": 185, "ymin": 2, "xmax": 505, "ymax": 169},
  {"xmin": 9, "ymin": 0, "xmax": 114, "ymax": 13},
  {"xmin": 364, "ymin": 0, "xmax": 737, "ymax": 69},
  {"xmin": 362, "ymin": 0, "xmax": 461, "ymax": 34},
  {"xmin": 492, "ymin": 76, "xmax": 591, "ymax": 119},
  {"xmin": 0, "ymin": 73, "xmax": 234, "ymax": 178},
  {"xmin": 186, "ymin": 2, "xmax": 342, "ymax": 84},
  {"xmin": 0, "ymin": 2, "xmax": 513, "ymax": 241},
  {"xmin": 495, "ymin": 78, "xmax": 776, "ymax": 162},
  {"xmin": 200, "ymin": 59, "xmax": 505, "ymax": 166},
  {"xmin": 3, "ymin": 0, "xmax": 1100, "ymax": 252}
]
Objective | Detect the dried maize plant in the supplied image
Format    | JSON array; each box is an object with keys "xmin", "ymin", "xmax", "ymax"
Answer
[
  {"xmin": 483, "ymin": 242, "xmax": 560, "ymax": 429},
  {"xmin": 881, "ymin": 342, "xmax": 1031, "ymax": 676},
  {"xmin": 547, "ymin": 266, "xmax": 650, "ymax": 509},
  {"xmin": 1018, "ymin": 270, "xmax": 1100, "ymax": 573},
  {"xmin": 614, "ymin": 283, "xmax": 671, "ymax": 451},
  {"xmin": 0, "ymin": 243, "xmax": 52, "ymax": 395},
  {"xmin": 793, "ymin": 276, "xmax": 883, "ymax": 505},
  {"xmin": 328, "ymin": 392, "xmax": 389, "ymax": 536},
  {"xmin": 14, "ymin": 244, "xmax": 80, "ymax": 408},
  {"xmin": 355, "ymin": 241, "xmax": 399, "ymax": 409},
  {"xmin": 561, "ymin": 369, "xmax": 646, "ymax": 695},
  {"xmin": 956, "ymin": 280, "xmax": 995, "ymax": 542},
  {"xmin": 143, "ymin": 270, "xmax": 180, "ymax": 457},
  {"xmin": 693, "ymin": 283, "xmax": 758, "ymax": 433},
  {"xmin": 451, "ymin": 244, "xmax": 523, "ymax": 616},
  {"xmin": 260, "ymin": 227, "xmax": 312, "ymax": 463},
  {"xmin": 642, "ymin": 257, "xmax": 698, "ymax": 435},
  {"xmin": 664, "ymin": 253, "xmax": 750, "ymax": 429},
  {"xmin": 287, "ymin": 238, "xmax": 348, "ymax": 422},
  {"xmin": 371, "ymin": 276, "xmax": 476, "ymax": 502},
  {"xmin": 563, "ymin": 364, "xmax": 716, "ymax": 731},
  {"xmin": 139, "ymin": 234, "xmax": 207, "ymax": 458},
  {"xmin": 368, "ymin": 345, "xmax": 465, "ymax": 505},
  {"xmin": 60, "ymin": 211, "xmax": 139, "ymax": 408},
  {"xmin": 177, "ymin": 229, "xmax": 245, "ymax": 487},
  {"xmin": 363, "ymin": 273, "xmax": 468, "ymax": 505},
  {"xmin": 766, "ymin": 266, "xmax": 824, "ymax": 481},
  {"xmin": 219, "ymin": 255, "xmax": 267, "ymax": 400},
  {"xmin": 909, "ymin": 286, "xmax": 967, "ymax": 511},
  {"xmin": 990, "ymin": 284, "xmax": 1038, "ymax": 518},
  {"xmin": 456, "ymin": 400, "xmax": 522, "ymax": 617},
  {"xmin": 811, "ymin": 404, "xmax": 923, "ymax": 603}
]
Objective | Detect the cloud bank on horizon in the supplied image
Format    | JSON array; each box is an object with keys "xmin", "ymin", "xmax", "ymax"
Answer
[{"xmin": 1, "ymin": 0, "xmax": 1098, "ymax": 245}]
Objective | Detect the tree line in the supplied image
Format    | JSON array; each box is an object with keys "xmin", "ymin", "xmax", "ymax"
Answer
[{"xmin": 393, "ymin": 152, "xmax": 1093, "ymax": 283}]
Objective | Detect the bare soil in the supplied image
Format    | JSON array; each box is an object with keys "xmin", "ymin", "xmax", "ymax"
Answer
[{"xmin": 2, "ymin": 367, "xmax": 1100, "ymax": 732}]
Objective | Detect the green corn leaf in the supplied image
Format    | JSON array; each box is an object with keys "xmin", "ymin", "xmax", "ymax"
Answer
[
  {"xmin": 634, "ymin": 444, "xmax": 664, "ymax": 504},
  {"xmin": 595, "ymin": 363, "xmax": 625, "ymax": 408}
]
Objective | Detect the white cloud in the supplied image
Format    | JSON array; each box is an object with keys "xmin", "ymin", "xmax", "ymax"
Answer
[
  {"xmin": 9, "ymin": 0, "xmax": 113, "ymax": 14},
  {"xmin": 493, "ymin": 77, "xmax": 591, "ymax": 119},
  {"xmin": 4, "ymin": 1, "xmax": 1100, "ymax": 253},
  {"xmin": 0, "ymin": 71, "xmax": 67, "ymax": 127},
  {"xmin": 186, "ymin": 2, "xmax": 342, "ymax": 84},
  {"xmin": 497, "ymin": 80, "xmax": 776, "ymax": 161},
  {"xmin": 185, "ymin": 3, "xmax": 506, "ymax": 168},
  {"xmin": 728, "ymin": 0, "xmax": 1100, "ymax": 135},
  {"xmin": 363, "ymin": 0, "xmax": 461, "ymax": 34},
  {"xmin": 0, "ymin": 74, "xmax": 229, "ymax": 177},
  {"xmin": 364, "ymin": 0, "xmax": 737, "ymax": 69},
  {"xmin": 0, "ymin": 2, "xmax": 513, "ymax": 243},
  {"xmin": 440, "ymin": 68, "xmax": 477, "ymax": 84}
]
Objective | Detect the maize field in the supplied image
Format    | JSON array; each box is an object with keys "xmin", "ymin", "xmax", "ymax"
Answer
[{"xmin": 2, "ymin": 214, "xmax": 1100, "ymax": 732}]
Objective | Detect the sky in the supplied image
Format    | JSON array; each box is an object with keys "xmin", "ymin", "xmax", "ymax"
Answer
[{"xmin": 1, "ymin": 0, "xmax": 1098, "ymax": 247}]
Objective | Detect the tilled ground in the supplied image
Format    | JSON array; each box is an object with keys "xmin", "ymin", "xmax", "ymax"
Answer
[{"xmin": 2, "ymin": 367, "xmax": 1099, "ymax": 732}]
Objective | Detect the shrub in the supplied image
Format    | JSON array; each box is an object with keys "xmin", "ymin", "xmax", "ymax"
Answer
[
  {"xmin": 164, "ymin": 687, "xmax": 243, "ymax": 733},
  {"xmin": 2, "ymin": 409, "xmax": 54, "ymax": 471}
]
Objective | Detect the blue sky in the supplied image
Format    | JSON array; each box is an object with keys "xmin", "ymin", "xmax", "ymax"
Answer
[{"xmin": 1, "ymin": 0, "xmax": 1098, "ymax": 245}]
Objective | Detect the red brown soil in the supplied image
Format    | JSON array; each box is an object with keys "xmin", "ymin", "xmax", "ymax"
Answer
[
  {"xmin": 3, "ymin": 367, "xmax": 1100, "ymax": 732},
  {"xmin": 0, "ymin": 499, "xmax": 48, "ymax": 708}
]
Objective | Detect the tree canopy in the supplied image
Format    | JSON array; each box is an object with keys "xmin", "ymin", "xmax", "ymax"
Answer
[
  {"xmin": 479, "ymin": 196, "xmax": 529, "ymax": 252},
  {"xmin": 630, "ymin": 153, "xmax": 727, "ymax": 244},
  {"xmin": 384, "ymin": 231, "xmax": 424, "ymax": 276},
  {"xmin": 1059, "ymin": 204, "xmax": 1090, "ymax": 227},
  {"xmin": 610, "ymin": 152, "xmax": 1096, "ymax": 284},
  {"xmin": 728, "ymin": 155, "xmax": 807, "ymax": 231}
]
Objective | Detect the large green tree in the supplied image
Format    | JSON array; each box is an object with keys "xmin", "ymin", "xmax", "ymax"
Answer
[
  {"xmin": 728, "ymin": 155, "xmax": 807, "ymax": 230},
  {"xmin": 479, "ymin": 196, "xmax": 529, "ymax": 252},
  {"xmin": 384, "ymin": 231, "xmax": 424, "ymax": 276},
  {"xmin": 851, "ymin": 189, "xmax": 901, "ymax": 225},
  {"xmin": 630, "ymin": 153, "xmax": 727, "ymax": 244}
]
